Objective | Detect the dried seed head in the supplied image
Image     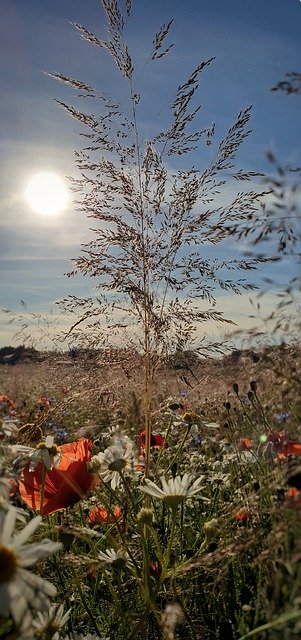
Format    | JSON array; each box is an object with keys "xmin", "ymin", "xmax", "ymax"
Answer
[{"xmin": 161, "ymin": 603, "xmax": 183, "ymax": 640}]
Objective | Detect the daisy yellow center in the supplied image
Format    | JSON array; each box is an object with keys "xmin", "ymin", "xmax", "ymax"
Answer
[
  {"xmin": 163, "ymin": 494, "xmax": 185, "ymax": 508},
  {"xmin": 108, "ymin": 458, "xmax": 127, "ymax": 472},
  {"xmin": 36, "ymin": 442, "xmax": 59, "ymax": 455},
  {"xmin": 0, "ymin": 545, "xmax": 18, "ymax": 583}
]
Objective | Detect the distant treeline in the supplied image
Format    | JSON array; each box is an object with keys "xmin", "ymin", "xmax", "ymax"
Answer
[{"xmin": 0, "ymin": 345, "xmax": 39, "ymax": 365}]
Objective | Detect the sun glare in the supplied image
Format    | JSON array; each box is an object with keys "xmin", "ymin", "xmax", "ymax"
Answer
[{"xmin": 25, "ymin": 172, "xmax": 69, "ymax": 215}]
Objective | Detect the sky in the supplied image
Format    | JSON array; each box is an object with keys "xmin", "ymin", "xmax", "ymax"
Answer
[{"xmin": 0, "ymin": 0, "xmax": 300, "ymax": 350}]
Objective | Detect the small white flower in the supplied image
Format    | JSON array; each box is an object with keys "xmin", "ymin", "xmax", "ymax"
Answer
[
  {"xmin": 91, "ymin": 442, "xmax": 135, "ymax": 490},
  {"xmin": 0, "ymin": 508, "xmax": 62, "ymax": 628},
  {"xmin": 31, "ymin": 603, "xmax": 71, "ymax": 640},
  {"xmin": 28, "ymin": 435, "xmax": 60, "ymax": 471},
  {"xmin": 139, "ymin": 473, "xmax": 207, "ymax": 508},
  {"xmin": 0, "ymin": 419, "xmax": 19, "ymax": 439},
  {"xmin": 98, "ymin": 547, "xmax": 132, "ymax": 569},
  {"xmin": 0, "ymin": 477, "xmax": 28, "ymax": 526},
  {"xmin": 7, "ymin": 436, "xmax": 60, "ymax": 472}
]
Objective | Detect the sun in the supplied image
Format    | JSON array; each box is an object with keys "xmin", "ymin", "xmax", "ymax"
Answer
[{"xmin": 25, "ymin": 172, "xmax": 69, "ymax": 215}]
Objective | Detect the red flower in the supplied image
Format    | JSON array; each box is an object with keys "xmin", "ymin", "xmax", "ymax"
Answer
[
  {"xmin": 281, "ymin": 441, "xmax": 301, "ymax": 457},
  {"xmin": 19, "ymin": 438, "xmax": 96, "ymax": 516},
  {"xmin": 139, "ymin": 431, "xmax": 167, "ymax": 450},
  {"xmin": 39, "ymin": 396, "xmax": 51, "ymax": 407},
  {"xmin": 233, "ymin": 508, "xmax": 249, "ymax": 522},
  {"xmin": 285, "ymin": 487, "xmax": 301, "ymax": 508},
  {"xmin": 239, "ymin": 438, "xmax": 252, "ymax": 450},
  {"xmin": 0, "ymin": 394, "xmax": 16, "ymax": 411},
  {"xmin": 89, "ymin": 505, "xmax": 122, "ymax": 525}
]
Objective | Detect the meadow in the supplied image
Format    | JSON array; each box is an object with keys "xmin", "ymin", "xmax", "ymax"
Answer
[
  {"xmin": 1, "ymin": 0, "xmax": 300, "ymax": 637},
  {"xmin": 1, "ymin": 344, "xmax": 301, "ymax": 639}
]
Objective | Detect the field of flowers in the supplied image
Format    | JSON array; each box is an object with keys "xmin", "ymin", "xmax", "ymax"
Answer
[{"xmin": 0, "ymin": 345, "xmax": 301, "ymax": 640}]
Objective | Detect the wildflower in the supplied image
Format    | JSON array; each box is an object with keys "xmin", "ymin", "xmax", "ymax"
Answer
[
  {"xmin": 0, "ymin": 477, "xmax": 27, "ymax": 526},
  {"xmin": 149, "ymin": 560, "xmax": 160, "ymax": 575},
  {"xmin": 281, "ymin": 441, "xmax": 301, "ymax": 457},
  {"xmin": 28, "ymin": 435, "xmax": 60, "ymax": 471},
  {"xmin": 137, "ymin": 507, "xmax": 154, "ymax": 525},
  {"xmin": 275, "ymin": 412, "xmax": 289, "ymax": 423},
  {"xmin": 0, "ymin": 419, "xmax": 19, "ymax": 440},
  {"xmin": 89, "ymin": 505, "xmax": 122, "ymax": 525},
  {"xmin": 91, "ymin": 442, "xmax": 135, "ymax": 490},
  {"xmin": 182, "ymin": 411, "xmax": 201, "ymax": 423},
  {"xmin": 19, "ymin": 438, "xmax": 96, "ymax": 516},
  {"xmin": 0, "ymin": 509, "xmax": 61, "ymax": 628},
  {"xmin": 139, "ymin": 431, "xmax": 167, "ymax": 450},
  {"xmin": 161, "ymin": 603, "xmax": 183, "ymax": 640},
  {"xmin": 39, "ymin": 396, "xmax": 52, "ymax": 408},
  {"xmin": 203, "ymin": 518, "xmax": 219, "ymax": 541},
  {"xmin": 0, "ymin": 395, "xmax": 16, "ymax": 412},
  {"xmin": 138, "ymin": 473, "xmax": 206, "ymax": 509},
  {"xmin": 285, "ymin": 487, "xmax": 301, "ymax": 508},
  {"xmin": 233, "ymin": 508, "xmax": 249, "ymax": 522},
  {"xmin": 31, "ymin": 603, "xmax": 71, "ymax": 640},
  {"xmin": 47, "ymin": 420, "xmax": 66, "ymax": 436},
  {"xmin": 98, "ymin": 547, "xmax": 132, "ymax": 569},
  {"xmin": 239, "ymin": 438, "xmax": 252, "ymax": 450}
]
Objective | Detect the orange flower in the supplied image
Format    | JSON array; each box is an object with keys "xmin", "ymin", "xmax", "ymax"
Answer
[
  {"xmin": 19, "ymin": 438, "xmax": 97, "ymax": 516},
  {"xmin": 39, "ymin": 396, "xmax": 51, "ymax": 407},
  {"xmin": 239, "ymin": 438, "xmax": 252, "ymax": 450},
  {"xmin": 287, "ymin": 487, "xmax": 301, "ymax": 498},
  {"xmin": 233, "ymin": 508, "xmax": 249, "ymax": 522},
  {"xmin": 89, "ymin": 505, "xmax": 122, "ymax": 525},
  {"xmin": 0, "ymin": 394, "xmax": 13, "ymax": 404},
  {"xmin": 282, "ymin": 442, "xmax": 301, "ymax": 456},
  {"xmin": 0, "ymin": 394, "xmax": 16, "ymax": 410},
  {"xmin": 276, "ymin": 441, "xmax": 301, "ymax": 460},
  {"xmin": 285, "ymin": 487, "xmax": 301, "ymax": 508}
]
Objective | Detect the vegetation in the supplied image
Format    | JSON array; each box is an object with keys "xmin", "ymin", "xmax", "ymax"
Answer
[
  {"xmin": 1, "ymin": 344, "xmax": 301, "ymax": 639},
  {"xmin": 0, "ymin": 1, "xmax": 300, "ymax": 639}
]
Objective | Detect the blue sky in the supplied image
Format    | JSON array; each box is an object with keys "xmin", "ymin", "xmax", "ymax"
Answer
[{"xmin": 0, "ymin": 0, "xmax": 300, "ymax": 348}]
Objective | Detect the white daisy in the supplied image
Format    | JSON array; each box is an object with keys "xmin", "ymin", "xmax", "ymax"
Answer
[
  {"xmin": 138, "ymin": 473, "xmax": 206, "ymax": 509},
  {"xmin": 31, "ymin": 603, "xmax": 71, "ymax": 640},
  {"xmin": 28, "ymin": 436, "xmax": 60, "ymax": 471},
  {"xmin": 91, "ymin": 442, "xmax": 135, "ymax": 490},
  {"xmin": 98, "ymin": 547, "xmax": 132, "ymax": 569},
  {"xmin": 7, "ymin": 435, "xmax": 60, "ymax": 472},
  {"xmin": 0, "ymin": 419, "xmax": 19, "ymax": 439},
  {"xmin": 0, "ymin": 508, "xmax": 62, "ymax": 628},
  {"xmin": 0, "ymin": 477, "xmax": 28, "ymax": 526}
]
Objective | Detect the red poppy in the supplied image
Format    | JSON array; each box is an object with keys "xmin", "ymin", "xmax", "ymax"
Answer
[
  {"xmin": 238, "ymin": 438, "xmax": 252, "ymax": 450},
  {"xmin": 19, "ymin": 438, "xmax": 97, "ymax": 516},
  {"xmin": 149, "ymin": 561, "xmax": 160, "ymax": 575},
  {"xmin": 89, "ymin": 505, "xmax": 122, "ymax": 525},
  {"xmin": 39, "ymin": 396, "xmax": 51, "ymax": 407},
  {"xmin": 139, "ymin": 431, "xmax": 167, "ymax": 450},
  {"xmin": 285, "ymin": 487, "xmax": 301, "ymax": 508},
  {"xmin": 0, "ymin": 394, "xmax": 16, "ymax": 412},
  {"xmin": 233, "ymin": 508, "xmax": 249, "ymax": 522},
  {"xmin": 281, "ymin": 441, "xmax": 301, "ymax": 457}
]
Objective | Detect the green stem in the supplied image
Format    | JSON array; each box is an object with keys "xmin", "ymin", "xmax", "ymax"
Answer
[
  {"xmin": 70, "ymin": 567, "xmax": 102, "ymax": 637},
  {"xmin": 39, "ymin": 463, "xmax": 47, "ymax": 516},
  {"xmin": 165, "ymin": 424, "xmax": 191, "ymax": 474},
  {"xmin": 159, "ymin": 507, "xmax": 177, "ymax": 585}
]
